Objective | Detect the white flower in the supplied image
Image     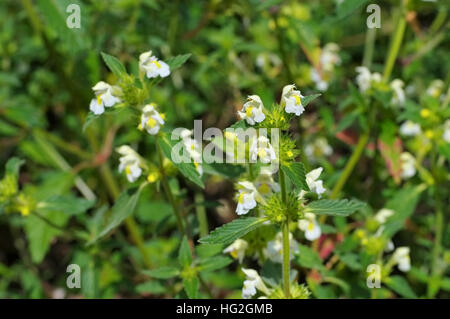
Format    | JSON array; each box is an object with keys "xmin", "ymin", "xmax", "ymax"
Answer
[
  {"xmin": 390, "ymin": 79, "xmax": 405, "ymax": 106},
  {"xmin": 180, "ymin": 129, "xmax": 203, "ymax": 176},
  {"xmin": 320, "ymin": 43, "xmax": 341, "ymax": 72},
  {"xmin": 116, "ymin": 145, "xmax": 142, "ymax": 182},
  {"xmin": 139, "ymin": 50, "xmax": 170, "ymax": 79},
  {"xmin": 400, "ymin": 121, "xmax": 421, "ymax": 137},
  {"xmin": 249, "ymin": 136, "xmax": 277, "ymax": 164},
  {"xmin": 140, "ymin": 104, "xmax": 165, "ymax": 135},
  {"xmin": 265, "ymin": 232, "xmax": 299, "ymax": 263},
  {"xmin": 223, "ymin": 239, "xmax": 248, "ymax": 263},
  {"xmin": 235, "ymin": 181, "xmax": 258, "ymax": 215},
  {"xmin": 426, "ymin": 79, "xmax": 444, "ymax": 98},
  {"xmin": 310, "ymin": 68, "xmax": 329, "ymax": 92},
  {"xmin": 281, "ymin": 84, "xmax": 304, "ymax": 116},
  {"xmin": 241, "ymin": 268, "xmax": 271, "ymax": 299},
  {"xmin": 443, "ymin": 120, "xmax": 450, "ymax": 143},
  {"xmin": 89, "ymin": 81, "xmax": 121, "ymax": 115},
  {"xmin": 355, "ymin": 66, "xmax": 381, "ymax": 92},
  {"xmin": 238, "ymin": 95, "xmax": 265, "ymax": 125},
  {"xmin": 400, "ymin": 152, "xmax": 416, "ymax": 179},
  {"xmin": 374, "ymin": 208, "xmax": 394, "ymax": 224},
  {"xmin": 300, "ymin": 167, "xmax": 326, "ymax": 198},
  {"xmin": 355, "ymin": 66, "xmax": 371, "ymax": 92},
  {"xmin": 393, "ymin": 247, "xmax": 411, "ymax": 272},
  {"xmin": 385, "ymin": 240, "xmax": 395, "ymax": 252},
  {"xmin": 254, "ymin": 167, "xmax": 280, "ymax": 196},
  {"xmin": 305, "ymin": 137, "xmax": 333, "ymax": 163},
  {"xmin": 298, "ymin": 212, "xmax": 322, "ymax": 241}
]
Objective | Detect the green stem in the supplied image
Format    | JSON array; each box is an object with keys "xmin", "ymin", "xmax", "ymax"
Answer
[
  {"xmin": 363, "ymin": 27, "xmax": 377, "ymax": 69},
  {"xmin": 428, "ymin": 149, "xmax": 444, "ymax": 298},
  {"xmin": 282, "ymin": 220, "xmax": 290, "ymax": 298},
  {"xmin": 156, "ymin": 140, "xmax": 186, "ymax": 236},
  {"xmin": 330, "ymin": 132, "xmax": 370, "ymax": 199},
  {"xmin": 383, "ymin": 9, "xmax": 407, "ymax": 82},
  {"xmin": 194, "ymin": 192, "xmax": 208, "ymax": 238},
  {"xmin": 279, "ymin": 168, "xmax": 290, "ymax": 298}
]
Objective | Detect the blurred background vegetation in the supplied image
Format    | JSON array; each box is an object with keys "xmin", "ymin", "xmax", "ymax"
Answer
[{"xmin": 0, "ymin": 0, "xmax": 449, "ymax": 298}]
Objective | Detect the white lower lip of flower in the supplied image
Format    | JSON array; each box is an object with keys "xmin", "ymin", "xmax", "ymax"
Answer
[
  {"xmin": 284, "ymin": 97, "xmax": 305, "ymax": 116},
  {"xmin": 236, "ymin": 192, "xmax": 257, "ymax": 215},
  {"xmin": 305, "ymin": 167, "xmax": 326, "ymax": 198},
  {"xmin": 141, "ymin": 58, "xmax": 170, "ymax": 78}
]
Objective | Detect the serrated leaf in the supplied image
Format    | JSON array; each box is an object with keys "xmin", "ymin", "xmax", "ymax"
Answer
[
  {"xmin": 302, "ymin": 93, "xmax": 321, "ymax": 107},
  {"xmin": 306, "ymin": 199, "xmax": 366, "ymax": 216},
  {"xmin": 166, "ymin": 53, "xmax": 191, "ymax": 71},
  {"xmin": 178, "ymin": 236, "xmax": 193, "ymax": 267},
  {"xmin": 385, "ymin": 276, "xmax": 417, "ymax": 298},
  {"xmin": 183, "ymin": 276, "xmax": 199, "ymax": 299},
  {"xmin": 92, "ymin": 183, "xmax": 147, "ymax": 242},
  {"xmin": 158, "ymin": 135, "xmax": 204, "ymax": 188},
  {"xmin": 142, "ymin": 267, "xmax": 180, "ymax": 279},
  {"xmin": 198, "ymin": 217, "xmax": 266, "ymax": 245},
  {"xmin": 281, "ymin": 162, "xmax": 309, "ymax": 191},
  {"xmin": 101, "ymin": 52, "xmax": 127, "ymax": 78},
  {"xmin": 198, "ymin": 256, "xmax": 232, "ymax": 273}
]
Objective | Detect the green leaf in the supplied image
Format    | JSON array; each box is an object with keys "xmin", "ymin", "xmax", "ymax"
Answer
[
  {"xmin": 281, "ymin": 162, "xmax": 309, "ymax": 191},
  {"xmin": 183, "ymin": 276, "xmax": 199, "ymax": 299},
  {"xmin": 383, "ymin": 185, "xmax": 425, "ymax": 237},
  {"xmin": 306, "ymin": 199, "xmax": 366, "ymax": 216},
  {"xmin": 438, "ymin": 142, "xmax": 450, "ymax": 160},
  {"xmin": 385, "ymin": 276, "xmax": 417, "ymax": 298},
  {"xmin": 203, "ymin": 162, "xmax": 245, "ymax": 179},
  {"xmin": 296, "ymin": 244, "xmax": 326, "ymax": 272},
  {"xmin": 5, "ymin": 157, "xmax": 25, "ymax": 177},
  {"xmin": 336, "ymin": 0, "xmax": 370, "ymax": 20},
  {"xmin": 93, "ymin": 183, "xmax": 147, "ymax": 242},
  {"xmin": 136, "ymin": 281, "xmax": 167, "ymax": 294},
  {"xmin": 302, "ymin": 93, "xmax": 321, "ymax": 107},
  {"xmin": 100, "ymin": 52, "xmax": 127, "ymax": 78},
  {"xmin": 198, "ymin": 256, "xmax": 232, "ymax": 273},
  {"xmin": 178, "ymin": 236, "xmax": 193, "ymax": 267},
  {"xmin": 0, "ymin": 118, "xmax": 19, "ymax": 136},
  {"xmin": 37, "ymin": 195, "xmax": 95, "ymax": 216},
  {"xmin": 142, "ymin": 267, "xmax": 180, "ymax": 279},
  {"xmin": 36, "ymin": 0, "xmax": 88, "ymax": 53},
  {"xmin": 25, "ymin": 210, "xmax": 69, "ymax": 263},
  {"xmin": 158, "ymin": 135, "xmax": 204, "ymax": 188},
  {"xmin": 198, "ymin": 217, "xmax": 266, "ymax": 245},
  {"xmin": 166, "ymin": 53, "xmax": 191, "ymax": 71}
]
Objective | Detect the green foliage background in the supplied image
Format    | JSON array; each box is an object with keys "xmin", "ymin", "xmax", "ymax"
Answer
[{"xmin": 0, "ymin": 0, "xmax": 449, "ymax": 298}]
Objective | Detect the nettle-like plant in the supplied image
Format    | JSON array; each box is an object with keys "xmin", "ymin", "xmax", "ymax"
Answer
[
  {"xmin": 1, "ymin": 48, "xmax": 367, "ymax": 299},
  {"xmin": 195, "ymin": 86, "xmax": 366, "ymax": 299}
]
